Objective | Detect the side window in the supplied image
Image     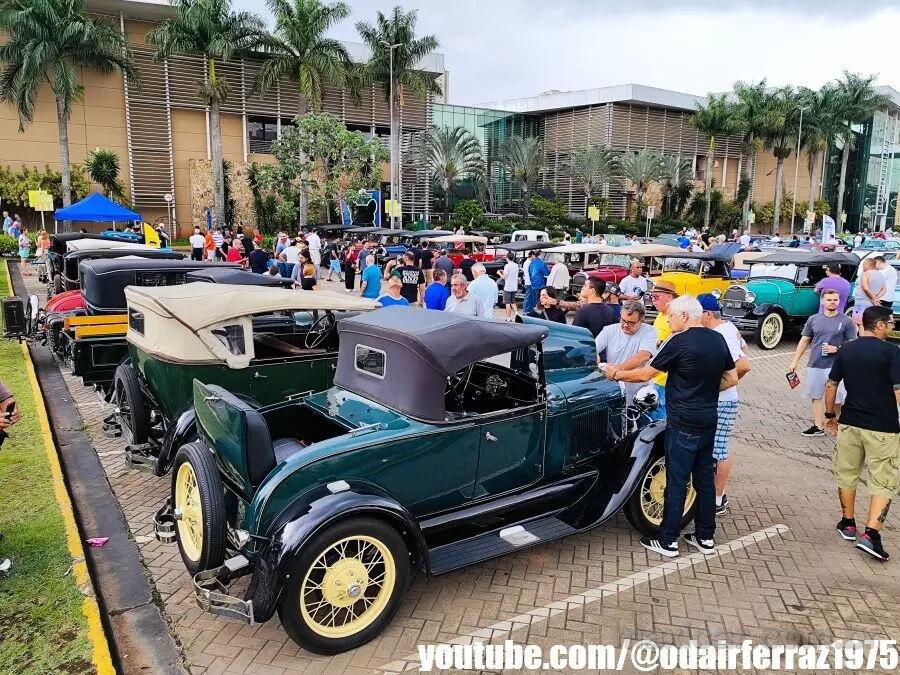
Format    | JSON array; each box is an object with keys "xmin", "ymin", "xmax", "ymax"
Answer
[
  {"xmin": 355, "ymin": 344, "xmax": 386, "ymax": 379},
  {"xmin": 128, "ymin": 309, "xmax": 144, "ymax": 335},
  {"xmin": 211, "ymin": 324, "xmax": 246, "ymax": 356}
]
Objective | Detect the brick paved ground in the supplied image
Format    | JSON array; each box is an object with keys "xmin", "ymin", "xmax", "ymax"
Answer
[{"xmin": 27, "ymin": 272, "xmax": 900, "ymax": 674}]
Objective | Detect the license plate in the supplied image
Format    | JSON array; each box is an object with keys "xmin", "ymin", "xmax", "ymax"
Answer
[{"xmin": 724, "ymin": 300, "xmax": 742, "ymax": 308}]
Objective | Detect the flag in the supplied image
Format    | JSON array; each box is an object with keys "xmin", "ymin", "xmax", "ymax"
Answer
[{"xmin": 142, "ymin": 222, "xmax": 161, "ymax": 248}]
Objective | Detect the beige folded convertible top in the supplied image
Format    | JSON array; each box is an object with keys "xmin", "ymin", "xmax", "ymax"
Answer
[{"xmin": 124, "ymin": 282, "xmax": 380, "ymax": 330}]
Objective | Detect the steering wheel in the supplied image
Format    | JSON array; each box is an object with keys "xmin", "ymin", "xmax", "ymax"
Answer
[
  {"xmin": 304, "ymin": 312, "xmax": 336, "ymax": 349},
  {"xmin": 448, "ymin": 364, "xmax": 474, "ymax": 402}
]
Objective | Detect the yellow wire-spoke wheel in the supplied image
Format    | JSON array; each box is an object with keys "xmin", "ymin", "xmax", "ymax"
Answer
[
  {"xmin": 639, "ymin": 455, "xmax": 697, "ymax": 527},
  {"xmin": 299, "ymin": 535, "xmax": 397, "ymax": 639},
  {"xmin": 175, "ymin": 462, "xmax": 203, "ymax": 562}
]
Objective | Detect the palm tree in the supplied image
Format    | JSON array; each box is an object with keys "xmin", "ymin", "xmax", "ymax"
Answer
[
  {"xmin": 619, "ymin": 150, "xmax": 664, "ymax": 222},
  {"xmin": 659, "ymin": 154, "xmax": 693, "ymax": 217},
  {"xmin": 733, "ymin": 80, "xmax": 773, "ymax": 226},
  {"xmin": 797, "ymin": 85, "xmax": 840, "ymax": 228},
  {"xmin": 561, "ymin": 145, "xmax": 618, "ymax": 219},
  {"xmin": 690, "ymin": 93, "xmax": 736, "ymax": 228},
  {"xmin": 758, "ymin": 87, "xmax": 805, "ymax": 234},
  {"xmin": 356, "ymin": 7, "xmax": 441, "ymax": 227},
  {"xmin": 85, "ymin": 148, "xmax": 126, "ymax": 201},
  {"xmin": 148, "ymin": 0, "xmax": 265, "ymax": 229},
  {"xmin": 499, "ymin": 136, "xmax": 544, "ymax": 219},
  {"xmin": 254, "ymin": 0, "xmax": 352, "ymax": 229},
  {"xmin": 0, "ymin": 0, "xmax": 135, "ymax": 218},
  {"xmin": 832, "ymin": 72, "xmax": 891, "ymax": 230},
  {"xmin": 428, "ymin": 126, "xmax": 483, "ymax": 221}
]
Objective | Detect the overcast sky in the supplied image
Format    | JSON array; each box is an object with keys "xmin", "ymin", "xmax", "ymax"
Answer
[{"xmin": 234, "ymin": 0, "xmax": 900, "ymax": 106}]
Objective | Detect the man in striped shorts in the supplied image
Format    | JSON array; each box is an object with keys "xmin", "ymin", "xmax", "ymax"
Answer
[{"xmin": 699, "ymin": 294, "xmax": 751, "ymax": 515}]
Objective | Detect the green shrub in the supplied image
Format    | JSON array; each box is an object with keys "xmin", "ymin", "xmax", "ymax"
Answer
[
  {"xmin": 450, "ymin": 199, "xmax": 487, "ymax": 230},
  {"xmin": 0, "ymin": 234, "xmax": 17, "ymax": 256}
]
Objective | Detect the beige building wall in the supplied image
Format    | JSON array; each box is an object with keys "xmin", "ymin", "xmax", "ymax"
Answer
[{"xmin": 751, "ymin": 149, "xmax": 818, "ymax": 208}]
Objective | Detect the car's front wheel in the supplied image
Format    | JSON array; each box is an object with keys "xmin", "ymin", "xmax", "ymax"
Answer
[
  {"xmin": 755, "ymin": 311, "xmax": 784, "ymax": 349},
  {"xmin": 625, "ymin": 454, "xmax": 697, "ymax": 537},
  {"xmin": 171, "ymin": 442, "xmax": 226, "ymax": 575},
  {"xmin": 278, "ymin": 517, "xmax": 410, "ymax": 655}
]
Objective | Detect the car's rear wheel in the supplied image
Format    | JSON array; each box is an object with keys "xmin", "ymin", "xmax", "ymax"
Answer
[
  {"xmin": 114, "ymin": 362, "xmax": 149, "ymax": 445},
  {"xmin": 755, "ymin": 311, "xmax": 784, "ymax": 349},
  {"xmin": 625, "ymin": 454, "xmax": 697, "ymax": 537},
  {"xmin": 52, "ymin": 273, "xmax": 63, "ymax": 296},
  {"xmin": 278, "ymin": 517, "xmax": 410, "ymax": 655},
  {"xmin": 171, "ymin": 442, "xmax": 226, "ymax": 575}
]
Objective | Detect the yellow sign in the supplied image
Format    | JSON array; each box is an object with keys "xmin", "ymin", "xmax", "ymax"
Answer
[
  {"xmin": 587, "ymin": 206, "xmax": 600, "ymax": 222},
  {"xmin": 385, "ymin": 199, "xmax": 402, "ymax": 218},
  {"xmin": 28, "ymin": 189, "xmax": 54, "ymax": 212},
  {"xmin": 142, "ymin": 222, "xmax": 161, "ymax": 248}
]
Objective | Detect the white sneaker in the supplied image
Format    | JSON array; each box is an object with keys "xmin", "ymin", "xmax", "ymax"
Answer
[
  {"xmin": 683, "ymin": 532, "xmax": 716, "ymax": 555},
  {"xmin": 640, "ymin": 536, "xmax": 679, "ymax": 558}
]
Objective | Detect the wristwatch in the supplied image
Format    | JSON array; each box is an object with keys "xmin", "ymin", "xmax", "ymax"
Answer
[{"xmin": 824, "ymin": 411, "xmax": 837, "ymax": 419}]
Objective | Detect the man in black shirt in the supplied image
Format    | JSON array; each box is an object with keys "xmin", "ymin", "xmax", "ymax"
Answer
[
  {"xmin": 248, "ymin": 247, "xmax": 269, "ymax": 274},
  {"xmin": 395, "ymin": 251, "xmax": 425, "ymax": 305},
  {"xmin": 825, "ymin": 304, "xmax": 900, "ymax": 561},
  {"xmin": 420, "ymin": 242, "xmax": 435, "ymax": 283},
  {"xmin": 459, "ymin": 252, "xmax": 476, "ymax": 281},
  {"xmin": 573, "ymin": 278, "xmax": 617, "ymax": 337},
  {"xmin": 605, "ymin": 294, "xmax": 737, "ymax": 558}
]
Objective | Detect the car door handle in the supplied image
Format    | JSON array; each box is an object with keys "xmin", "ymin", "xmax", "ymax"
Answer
[
  {"xmin": 484, "ymin": 432, "xmax": 498, "ymax": 442},
  {"xmin": 253, "ymin": 372, "xmax": 267, "ymax": 379}
]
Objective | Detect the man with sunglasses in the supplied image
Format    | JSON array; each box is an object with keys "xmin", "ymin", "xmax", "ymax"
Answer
[
  {"xmin": 825, "ymin": 304, "xmax": 900, "ymax": 561},
  {"xmin": 595, "ymin": 300, "xmax": 658, "ymax": 404}
]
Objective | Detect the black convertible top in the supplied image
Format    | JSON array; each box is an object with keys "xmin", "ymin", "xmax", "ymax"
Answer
[
  {"xmin": 335, "ymin": 306, "xmax": 548, "ymax": 422},
  {"xmin": 497, "ymin": 240, "xmax": 559, "ymax": 252},
  {"xmin": 185, "ymin": 266, "xmax": 294, "ymax": 288},
  {"xmin": 747, "ymin": 251, "xmax": 861, "ymax": 266}
]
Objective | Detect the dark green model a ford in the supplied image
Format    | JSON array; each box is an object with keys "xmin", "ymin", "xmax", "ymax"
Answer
[{"xmin": 154, "ymin": 307, "xmax": 694, "ymax": 655}]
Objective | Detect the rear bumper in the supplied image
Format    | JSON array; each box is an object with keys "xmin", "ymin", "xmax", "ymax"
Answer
[{"xmin": 194, "ymin": 556, "xmax": 255, "ymax": 625}]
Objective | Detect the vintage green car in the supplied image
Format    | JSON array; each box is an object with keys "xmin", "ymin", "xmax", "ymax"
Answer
[
  {"xmin": 720, "ymin": 251, "xmax": 860, "ymax": 349},
  {"xmin": 153, "ymin": 308, "xmax": 694, "ymax": 654},
  {"xmin": 117, "ymin": 282, "xmax": 379, "ymax": 476}
]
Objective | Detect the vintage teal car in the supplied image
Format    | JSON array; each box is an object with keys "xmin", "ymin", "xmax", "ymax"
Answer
[
  {"xmin": 720, "ymin": 251, "xmax": 860, "ymax": 349},
  {"xmin": 153, "ymin": 308, "xmax": 693, "ymax": 654}
]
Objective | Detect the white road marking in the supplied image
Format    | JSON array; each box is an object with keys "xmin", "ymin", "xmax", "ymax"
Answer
[{"xmin": 380, "ymin": 524, "xmax": 790, "ymax": 673}]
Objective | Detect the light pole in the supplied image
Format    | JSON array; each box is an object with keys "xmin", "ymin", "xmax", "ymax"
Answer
[
  {"xmin": 381, "ymin": 40, "xmax": 402, "ymax": 228},
  {"xmin": 789, "ymin": 105, "xmax": 809, "ymax": 237}
]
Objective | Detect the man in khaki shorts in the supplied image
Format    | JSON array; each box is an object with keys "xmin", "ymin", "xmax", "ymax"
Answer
[{"xmin": 824, "ymin": 304, "xmax": 900, "ymax": 562}]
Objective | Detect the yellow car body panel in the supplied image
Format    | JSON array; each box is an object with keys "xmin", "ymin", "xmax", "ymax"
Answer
[{"xmin": 653, "ymin": 270, "xmax": 739, "ymax": 297}]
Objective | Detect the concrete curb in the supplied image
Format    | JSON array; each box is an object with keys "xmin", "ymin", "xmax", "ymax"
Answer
[{"xmin": 9, "ymin": 262, "xmax": 184, "ymax": 675}]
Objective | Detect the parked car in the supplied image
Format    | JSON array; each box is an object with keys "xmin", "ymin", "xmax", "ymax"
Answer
[
  {"xmin": 117, "ymin": 283, "xmax": 380, "ymax": 475},
  {"xmin": 643, "ymin": 247, "xmax": 738, "ymax": 319},
  {"xmin": 154, "ymin": 307, "xmax": 693, "ymax": 654},
  {"xmin": 427, "ymin": 234, "xmax": 497, "ymax": 267},
  {"xmin": 570, "ymin": 243, "xmax": 683, "ymax": 298},
  {"xmin": 720, "ymin": 251, "xmax": 860, "ymax": 349},
  {"xmin": 855, "ymin": 239, "xmax": 900, "ymax": 251}
]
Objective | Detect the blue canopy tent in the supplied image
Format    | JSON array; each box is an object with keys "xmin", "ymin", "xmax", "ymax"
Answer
[{"xmin": 54, "ymin": 192, "xmax": 141, "ymax": 234}]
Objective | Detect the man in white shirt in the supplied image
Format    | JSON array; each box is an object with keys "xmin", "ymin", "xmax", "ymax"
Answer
[
  {"xmin": 189, "ymin": 227, "xmax": 205, "ymax": 261},
  {"xmin": 498, "ymin": 253, "xmax": 520, "ymax": 320},
  {"xmin": 874, "ymin": 256, "xmax": 897, "ymax": 308},
  {"xmin": 305, "ymin": 229, "xmax": 321, "ymax": 277},
  {"xmin": 445, "ymin": 274, "xmax": 486, "ymax": 317},
  {"xmin": 468, "ymin": 263, "xmax": 499, "ymax": 317},
  {"xmin": 546, "ymin": 257, "xmax": 570, "ymax": 295},
  {"xmin": 698, "ymin": 293, "xmax": 751, "ymax": 515},
  {"xmin": 595, "ymin": 300, "xmax": 657, "ymax": 404},
  {"xmin": 619, "ymin": 261, "xmax": 650, "ymax": 300},
  {"xmin": 739, "ymin": 230, "xmax": 752, "ymax": 249},
  {"xmin": 279, "ymin": 239, "xmax": 301, "ymax": 279}
]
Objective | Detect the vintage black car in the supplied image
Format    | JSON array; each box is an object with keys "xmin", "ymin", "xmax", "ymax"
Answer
[{"xmin": 154, "ymin": 308, "xmax": 692, "ymax": 654}]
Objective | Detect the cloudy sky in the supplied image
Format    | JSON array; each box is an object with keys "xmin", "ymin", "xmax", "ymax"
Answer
[{"xmin": 234, "ymin": 0, "xmax": 900, "ymax": 106}]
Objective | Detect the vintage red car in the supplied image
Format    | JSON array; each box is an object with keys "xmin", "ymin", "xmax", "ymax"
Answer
[{"xmin": 428, "ymin": 234, "xmax": 496, "ymax": 267}]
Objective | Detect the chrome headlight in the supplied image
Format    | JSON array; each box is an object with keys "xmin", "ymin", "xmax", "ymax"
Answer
[
  {"xmin": 745, "ymin": 291, "xmax": 756, "ymax": 303},
  {"xmin": 711, "ymin": 288, "xmax": 722, "ymax": 299}
]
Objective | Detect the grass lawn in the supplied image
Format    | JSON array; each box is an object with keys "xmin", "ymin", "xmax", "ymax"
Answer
[{"xmin": 0, "ymin": 265, "xmax": 96, "ymax": 673}]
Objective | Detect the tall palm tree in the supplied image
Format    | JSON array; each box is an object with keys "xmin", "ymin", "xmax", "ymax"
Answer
[
  {"xmin": 733, "ymin": 80, "xmax": 773, "ymax": 226},
  {"xmin": 148, "ymin": 0, "xmax": 265, "ymax": 229},
  {"xmin": 85, "ymin": 148, "xmax": 126, "ymax": 201},
  {"xmin": 619, "ymin": 150, "xmax": 664, "ymax": 222},
  {"xmin": 357, "ymin": 7, "xmax": 441, "ymax": 227},
  {"xmin": 499, "ymin": 136, "xmax": 544, "ymax": 219},
  {"xmin": 797, "ymin": 85, "xmax": 840, "ymax": 228},
  {"xmin": 254, "ymin": 0, "xmax": 352, "ymax": 228},
  {"xmin": 428, "ymin": 126, "xmax": 483, "ymax": 221},
  {"xmin": 690, "ymin": 93, "xmax": 736, "ymax": 228},
  {"xmin": 759, "ymin": 86, "xmax": 802, "ymax": 234},
  {"xmin": 0, "ymin": 0, "xmax": 135, "ymax": 218},
  {"xmin": 832, "ymin": 72, "xmax": 891, "ymax": 230},
  {"xmin": 561, "ymin": 145, "xmax": 618, "ymax": 219},
  {"xmin": 659, "ymin": 154, "xmax": 693, "ymax": 217}
]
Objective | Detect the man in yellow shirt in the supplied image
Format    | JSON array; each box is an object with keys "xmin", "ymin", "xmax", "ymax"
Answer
[{"xmin": 649, "ymin": 279, "xmax": 678, "ymax": 420}]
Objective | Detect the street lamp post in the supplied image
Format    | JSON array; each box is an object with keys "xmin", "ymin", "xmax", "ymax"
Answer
[
  {"xmin": 381, "ymin": 40, "xmax": 402, "ymax": 229},
  {"xmin": 790, "ymin": 105, "xmax": 809, "ymax": 237}
]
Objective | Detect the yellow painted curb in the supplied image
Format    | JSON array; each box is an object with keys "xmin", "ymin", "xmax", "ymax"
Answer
[{"xmin": 5, "ymin": 263, "xmax": 116, "ymax": 674}]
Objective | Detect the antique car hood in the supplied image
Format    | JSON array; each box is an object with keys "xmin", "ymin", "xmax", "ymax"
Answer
[
  {"xmin": 744, "ymin": 278, "xmax": 793, "ymax": 304},
  {"xmin": 524, "ymin": 317, "xmax": 596, "ymax": 371},
  {"xmin": 545, "ymin": 368, "xmax": 624, "ymax": 414},
  {"xmin": 655, "ymin": 271, "xmax": 701, "ymax": 295}
]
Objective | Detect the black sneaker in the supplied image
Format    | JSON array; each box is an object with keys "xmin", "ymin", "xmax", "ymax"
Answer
[
  {"xmin": 856, "ymin": 528, "xmax": 890, "ymax": 561},
  {"xmin": 801, "ymin": 425, "xmax": 825, "ymax": 437},
  {"xmin": 683, "ymin": 532, "xmax": 716, "ymax": 555},
  {"xmin": 715, "ymin": 495, "xmax": 730, "ymax": 515},
  {"xmin": 640, "ymin": 536, "xmax": 679, "ymax": 558},
  {"xmin": 836, "ymin": 517, "xmax": 857, "ymax": 541}
]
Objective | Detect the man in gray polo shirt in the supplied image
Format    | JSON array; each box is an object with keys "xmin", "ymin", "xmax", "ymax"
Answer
[
  {"xmin": 445, "ymin": 274, "xmax": 487, "ymax": 317},
  {"xmin": 595, "ymin": 300, "xmax": 657, "ymax": 403}
]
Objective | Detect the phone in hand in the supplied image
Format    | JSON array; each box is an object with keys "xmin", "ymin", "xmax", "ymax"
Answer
[
  {"xmin": 4, "ymin": 401, "xmax": 15, "ymax": 420},
  {"xmin": 786, "ymin": 372, "xmax": 801, "ymax": 389}
]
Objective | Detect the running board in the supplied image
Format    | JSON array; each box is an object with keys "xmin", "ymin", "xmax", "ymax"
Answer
[{"xmin": 429, "ymin": 516, "xmax": 575, "ymax": 575}]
